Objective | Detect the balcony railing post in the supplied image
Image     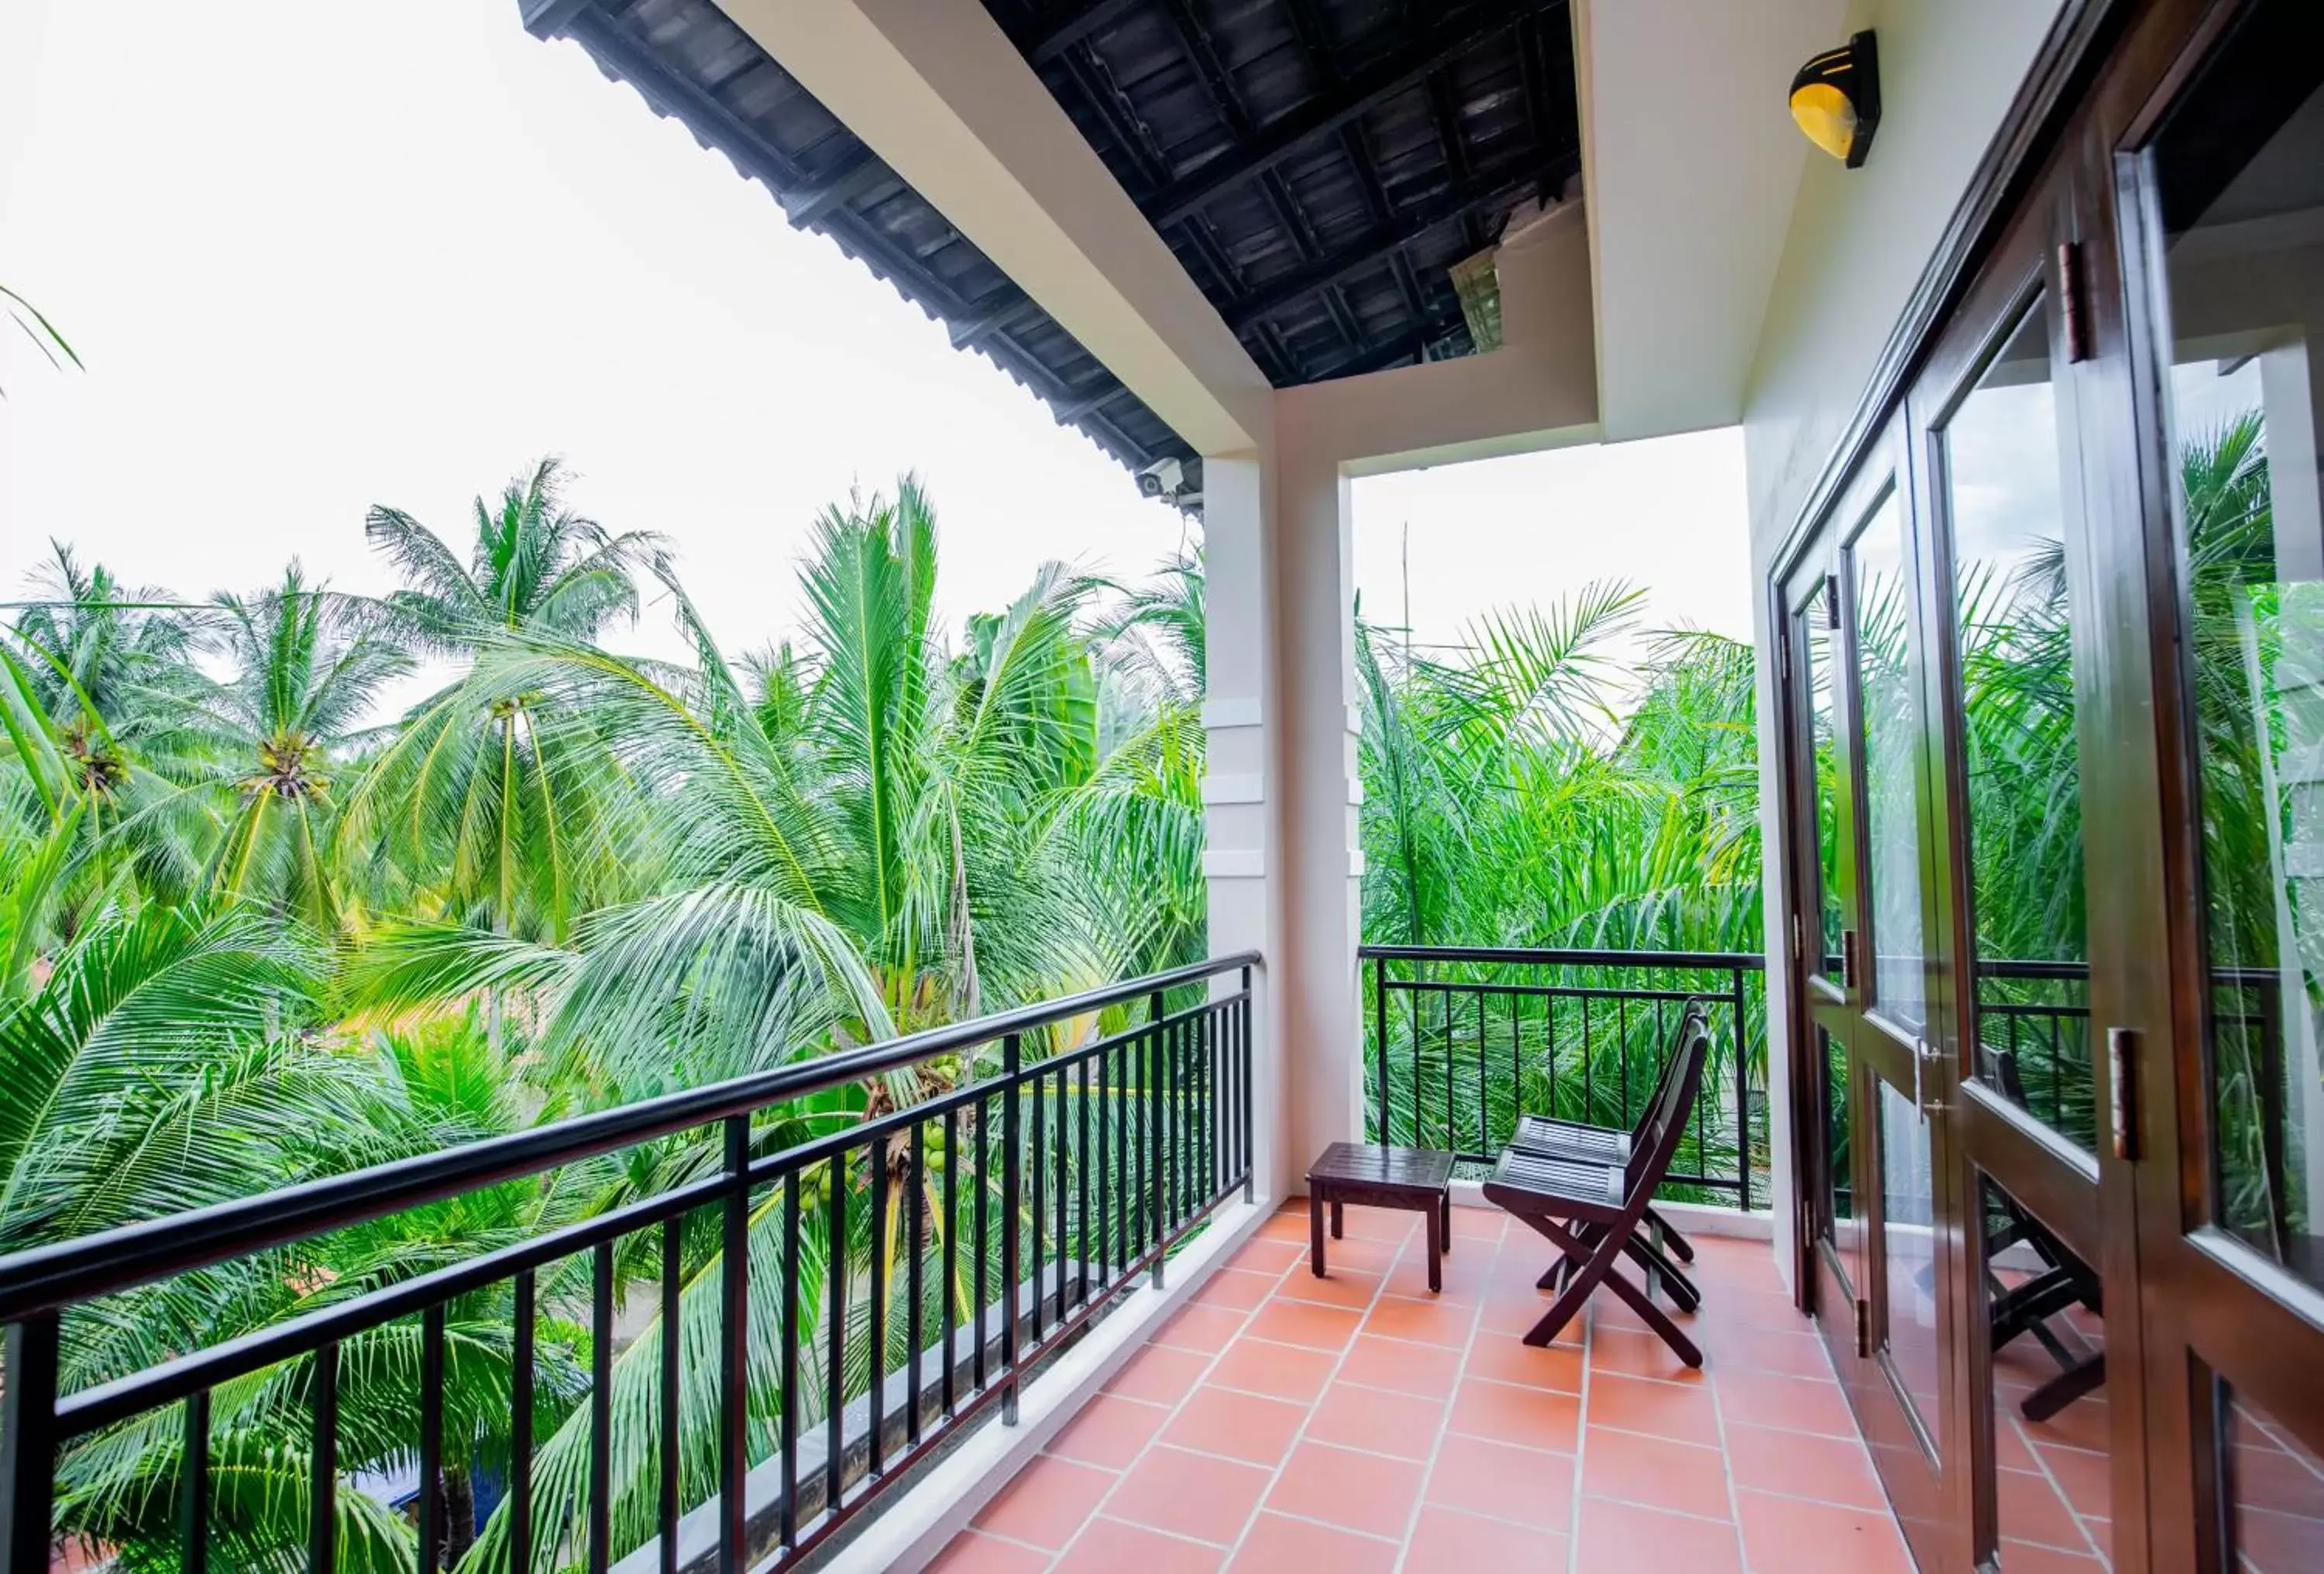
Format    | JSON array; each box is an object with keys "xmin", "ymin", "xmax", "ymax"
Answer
[
  {"xmin": 1001, "ymin": 1032, "xmax": 1023, "ymax": 1425},
  {"xmin": 1733, "ymin": 963, "xmax": 1752, "ymax": 1213},
  {"xmin": 1372, "ymin": 955, "xmax": 1387, "ymax": 1144},
  {"xmin": 1149, "ymin": 991, "xmax": 1167, "ymax": 1288},
  {"xmin": 718, "ymin": 1115, "xmax": 749, "ymax": 1573},
  {"xmin": 1240, "ymin": 964, "xmax": 1255, "ymax": 1202},
  {"xmin": 0, "ymin": 1314, "xmax": 58, "ymax": 1574}
]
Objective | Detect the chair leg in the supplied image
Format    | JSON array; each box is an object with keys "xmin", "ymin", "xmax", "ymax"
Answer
[
  {"xmin": 1515, "ymin": 1218, "xmax": 1607, "ymax": 1349},
  {"xmin": 2022, "ymin": 1353, "xmax": 2105, "ymax": 1423},
  {"xmin": 1594, "ymin": 1259, "xmax": 1704, "ymax": 1368},
  {"xmin": 1621, "ymin": 1235, "xmax": 1700, "ymax": 1311},
  {"xmin": 1513, "ymin": 1211, "xmax": 1703, "ymax": 1367},
  {"xmin": 1644, "ymin": 1205, "xmax": 1695, "ymax": 1263}
]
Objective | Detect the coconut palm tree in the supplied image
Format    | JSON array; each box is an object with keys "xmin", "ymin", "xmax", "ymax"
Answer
[
  {"xmin": 343, "ymin": 461, "xmax": 665, "ymax": 941},
  {"xmin": 163, "ymin": 565, "xmax": 412, "ymax": 931},
  {"xmin": 0, "ymin": 556, "xmax": 213, "ymax": 940}
]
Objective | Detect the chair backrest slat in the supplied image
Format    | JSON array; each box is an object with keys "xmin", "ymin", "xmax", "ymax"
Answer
[
  {"xmin": 1623, "ymin": 1009, "xmax": 1710, "ymax": 1200},
  {"xmin": 1621, "ymin": 996, "xmax": 1710, "ymax": 1146}
]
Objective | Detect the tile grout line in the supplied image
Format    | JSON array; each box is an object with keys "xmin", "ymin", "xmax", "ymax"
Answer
[
  {"xmin": 1023, "ymin": 1225, "xmax": 1301, "ymax": 1569},
  {"xmin": 1207, "ymin": 1207, "xmax": 1424, "ymax": 1569},
  {"xmin": 2007, "ymin": 1402, "xmax": 2110, "ymax": 1563},
  {"xmin": 1043, "ymin": 1205, "xmax": 1416, "ymax": 1569},
  {"xmin": 1384, "ymin": 1213, "xmax": 1504, "ymax": 1573},
  {"xmin": 1705, "ymin": 1285, "xmax": 1755, "ymax": 1574},
  {"xmin": 1568, "ymin": 1294, "xmax": 1593, "ymax": 1574}
]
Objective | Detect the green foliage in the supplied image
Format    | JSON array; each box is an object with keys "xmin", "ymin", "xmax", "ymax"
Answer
[
  {"xmin": 1, "ymin": 466, "xmax": 1205, "ymax": 1571},
  {"xmin": 1358, "ymin": 583, "xmax": 1762, "ymax": 957}
]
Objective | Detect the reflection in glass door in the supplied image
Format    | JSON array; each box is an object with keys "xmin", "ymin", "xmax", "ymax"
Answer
[
  {"xmin": 1944, "ymin": 291, "xmax": 2098, "ymax": 1157},
  {"xmin": 1851, "ymin": 484, "xmax": 1944, "ymax": 1464},
  {"xmin": 2125, "ymin": 5, "xmax": 2324, "ymax": 1565},
  {"xmin": 1796, "ymin": 577, "xmax": 1864, "ymax": 1300}
]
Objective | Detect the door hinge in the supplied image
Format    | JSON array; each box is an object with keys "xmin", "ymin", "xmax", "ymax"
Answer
[
  {"xmin": 1853, "ymin": 1296, "xmax": 1872, "ymax": 1359},
  {"xmin": 1824, "ymin": 573, "xmax": 1841, "ymax": 630},
  {"xmin": 2058, "ymin": 241, "xmax": 2091, "ymax": 364},
  {"xmin": 1841, "ymin": 928, "xmax": 1859, "ymax": 992},
  {"xmin": 2107, "ymin": 1026, "xmax": 2137, "ymax": 1160}
]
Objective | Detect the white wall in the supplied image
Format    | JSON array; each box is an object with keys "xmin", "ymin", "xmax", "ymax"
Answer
[{"xmin": 1739, "ymin": 0, "xmax": 2067, "ymax": 1284}]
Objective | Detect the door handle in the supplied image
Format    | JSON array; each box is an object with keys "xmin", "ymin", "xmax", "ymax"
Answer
[
  {"xmin": 2107, "ymin": 1027, "xmax": 2137, "ymax": 1160},
  {"xmin": 1841, "ymin": 929, "xmax": 1859, "ymax": 992},
  {"xmin": 1919, "ymin": 1044, "xmax": 1948, "ymax": 1116}
]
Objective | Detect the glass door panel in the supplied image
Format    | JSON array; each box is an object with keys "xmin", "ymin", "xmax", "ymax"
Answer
[
  {"xmin": 1942, "ymin": 292, "xmax": 2099, "ymax": 1156},
  {"xmin": 1810, "ymin": 583, "xmax": 1848, "ymax": 985},
  {"xmin": 1855, "ymin": 487, "xmax": 1930, "ymax": 1040},
  {"xmin": 1978, "ymin": 1173, "xmax": 2113, "ymax": 1569},
  {"xmin": 1882, "ymin": 1079, "xmax": 1944, "ymax": 1442},
  {"xmin": 1827, "ymin": 1022, "xmax": 1862, "ymax": 1290},
  {"xmin": 2147, "ymin": 24, "xmax": 2324, "ymax": 1282},
  {"xmin": 1840, "ymin": 449, "xmax": 1954, "ymax": 1545},
  {"xmin": 2119, "ymin": 5, "xmax": 2324, "ymax": 1566},
  {"xmin": 2219, "ymin": 1385, "xmax": 2324, "ymax": 1571}
]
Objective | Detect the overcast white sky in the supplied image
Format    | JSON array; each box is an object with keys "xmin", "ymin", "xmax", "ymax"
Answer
[{"xmin": 0, "ymin": 0, "xmax": 1750, "ymax": 704}]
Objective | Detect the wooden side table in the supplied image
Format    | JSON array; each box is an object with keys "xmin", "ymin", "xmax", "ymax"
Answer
[{"xmin": 1305, "ymin": 1142, "xmax": 1457, "ymax": 1292}]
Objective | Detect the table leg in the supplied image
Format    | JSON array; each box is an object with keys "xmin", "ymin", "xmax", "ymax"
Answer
[
  {"xmin": 1309, "ymin": 1191, "xmax": 1326, "ymax": 1278},
  {"xmin": 1440, "ymin": 1191, "xmax": 1452, "ymax": 1255},
  {"xmin": 1330, "ymin": 1201, "xmax": 1343, "ymax": 1240},
  {"xmin": 1425, "ymin": 1200, "xmax": 1442, "ymax": 1294}
]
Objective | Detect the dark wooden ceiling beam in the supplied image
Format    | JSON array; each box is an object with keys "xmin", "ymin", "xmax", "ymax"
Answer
[
  {"xmin": 1275, "ymin": 0, "xmax": 1424, "ymax": 341},
  {"xmin": 1057, "ymin": 42, "xmax": 1172, "ymax": 190},
  {"xmin": 1152, "ymin": 0, "xmax": 1371, "ymax": 354},
  {"xmin": 779, "ymin": 146, "xmax": 891, "ymax": 229},
  {"xmin": 1140, "ymin": 0, "xmax": 1566, "ymax": 229},
  {"xmin": 1308, "ymin": 315, "xmax": 1459, "ymax": 382},
  {"xmin": 1425, "ymin": 74, "xmax": 1472, "ymax": 186},
  {"xmin": 948, "ymin": 297, "xmax": 1039, "ymax": 350},
  {"xmin": 1223, "ymin": 145, "xmax": 1576, "ymax": 333},
  {"xmin": 1255, "ymin": 321, "xmax": 1301, "ymax": 384},
  {"xmin": 1153, "ymin": 0, "xmax": 1315, "ymax": 264},
  {"xmin": 1026, "ymin": 0, "xmax": 1147, "ymax": 67},
  {"xmin": 1516, "ymin": 14, "xmax": 1549, "ymax": 153},
  {"xmin": 1386, "ymin": 246, "xmax": 1428, "ymax": 323}
]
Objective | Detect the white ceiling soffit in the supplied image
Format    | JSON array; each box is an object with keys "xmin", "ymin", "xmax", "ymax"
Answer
[{"xmin": 1576, "ymin": 0, "xmax": 1848, "ymax": 442}]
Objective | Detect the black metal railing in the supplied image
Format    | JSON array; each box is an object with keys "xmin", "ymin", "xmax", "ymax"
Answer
[
  {"xmin": 0, "ymin": 953, "xmax": 1259, "ymax": 1574},
  {"xmin": 1360, "ymin": 946, "xmax": 1765, "ymax": 1210}
]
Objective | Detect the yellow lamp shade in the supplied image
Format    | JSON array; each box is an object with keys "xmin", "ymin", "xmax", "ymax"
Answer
[
  {"xmin": 1789, "ymin": 32, "xmax": 1880, "ymax": 167},
  {"xmin": 1790, "ymin": 81, "xmax": 1858, "ymax": 161}
]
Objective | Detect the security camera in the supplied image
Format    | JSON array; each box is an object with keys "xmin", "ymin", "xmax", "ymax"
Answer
[{"xmin": 1137, "ymin": 457, "xmax": 1187, "ymax": 500}]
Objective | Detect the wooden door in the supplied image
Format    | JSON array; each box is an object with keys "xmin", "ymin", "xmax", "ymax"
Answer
[
  {"xmin": 1776, "ymin": 2, "xmax": 2324, "ymax": 1569},
  {"xmin": 2103, "ymin": 2, "xmax": 2324, "ymax": 1565},
  {"xmin": 1783, "ymin": 428, "xmax": 1962, "ymax": 1569},
  {"xmin": 1909, "ymin": 129, "xmax": 2148, "ymax": 1572}
]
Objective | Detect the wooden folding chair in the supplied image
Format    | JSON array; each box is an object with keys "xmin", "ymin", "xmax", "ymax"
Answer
[
  {"xmin": 1508, "ymin": 997, "xmax": 1704, "ymax": 1263},
  {"xmin": 1483, "ymin": 1009, "xmax": 1711, "ymax": 1364}
]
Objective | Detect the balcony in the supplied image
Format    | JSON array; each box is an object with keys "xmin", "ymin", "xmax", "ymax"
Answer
[{"xmin": 0, "ymin": 945, "xmax": 1917, "ymax": 1574}]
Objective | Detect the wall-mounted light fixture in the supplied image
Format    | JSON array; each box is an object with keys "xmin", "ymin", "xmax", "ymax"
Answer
[{"xmin": 1789, "ymin": 30, "xmax": 1880, "ymax": 167}]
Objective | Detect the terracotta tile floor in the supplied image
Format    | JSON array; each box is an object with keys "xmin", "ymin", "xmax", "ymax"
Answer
[{"xmin": 933, "ymin": 1201, "xmax": 1913, "ymax": 1573}]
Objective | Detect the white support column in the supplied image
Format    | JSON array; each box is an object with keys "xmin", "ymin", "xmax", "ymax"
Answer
[
  {"xmin": 1271, "ymin": 427, "xmax": 1367, "ymax": 1194},
  {"xmin": 1201, "ymin": 455, "xmax": 1284, "ymax": 1202}
]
